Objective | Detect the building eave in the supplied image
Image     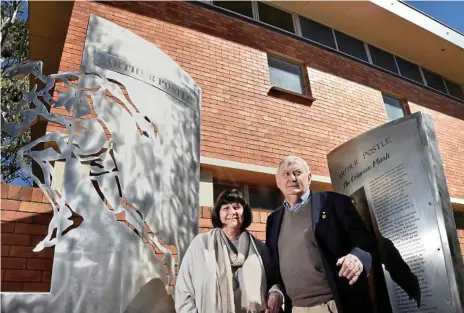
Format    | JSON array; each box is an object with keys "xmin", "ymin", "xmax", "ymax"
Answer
[{"xmin": 272, "ymin": 0, "xmax": 464, "ymax": 85}]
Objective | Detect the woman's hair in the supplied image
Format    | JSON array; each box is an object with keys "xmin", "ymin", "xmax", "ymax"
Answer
[{"xmin": 211, "ymin": 189, "xmax": 252, "ymax": 231}]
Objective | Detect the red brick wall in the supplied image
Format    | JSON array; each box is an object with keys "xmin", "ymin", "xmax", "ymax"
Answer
[
  {"xmin": 1, "ymin": 184, "xmax": 53, "ymax": 292},
  {"xmin": 0, "ymin": 184, "xmax": 269, "ymax": 292},
  {"xmin": 53, "ymin": 1, "xmax": 464, "ymax": 199}
]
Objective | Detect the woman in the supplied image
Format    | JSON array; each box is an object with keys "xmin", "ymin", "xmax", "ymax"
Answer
[{"xmin": 175, "ymin": 189, "xmax": 281, "ymax": 313}]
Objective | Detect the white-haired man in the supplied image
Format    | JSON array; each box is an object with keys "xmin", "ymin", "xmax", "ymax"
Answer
[{"xmin": 265, "ymin": 156, "xmax": 375, "ymax": 313}]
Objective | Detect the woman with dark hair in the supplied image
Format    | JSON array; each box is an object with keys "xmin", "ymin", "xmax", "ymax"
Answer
[{"xmin": 175, "ymin": 189, "xmax": 282, "ymax": 313}]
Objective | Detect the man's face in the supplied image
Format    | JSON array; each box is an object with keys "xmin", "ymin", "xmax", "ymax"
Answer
[{"xmin": 276, "ymin": 161, "xmax": 311, "ymax": 199}]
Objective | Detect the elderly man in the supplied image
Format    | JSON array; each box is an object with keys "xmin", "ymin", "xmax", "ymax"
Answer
[{"xmin": 265, "ymin": 156, "xmax": 376, "ymax": 313}]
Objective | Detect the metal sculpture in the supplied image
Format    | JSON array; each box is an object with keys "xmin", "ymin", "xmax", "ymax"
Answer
[{"xmin": 1, "ymin": 15, "xmax": 201, "ymax": 313}]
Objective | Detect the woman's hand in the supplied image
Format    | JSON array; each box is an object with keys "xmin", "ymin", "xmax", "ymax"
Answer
[{"xmin": 265, "ymin": 291, "xmax": 283, "ymax": 313}]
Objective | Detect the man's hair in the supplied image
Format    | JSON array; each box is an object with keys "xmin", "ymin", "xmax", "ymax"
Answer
[
  {"xmin": 211, "ymin": 189, "xmax": 252, "ymax": 231},
  {"xmin": 276, "ymin": 155, "xmax": 311, "ymax": 175}
]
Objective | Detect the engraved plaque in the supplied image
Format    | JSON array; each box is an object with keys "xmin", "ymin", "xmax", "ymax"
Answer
[{"xmin": 327, "ymin": 112, "xmax": 463, "ymax": 313}]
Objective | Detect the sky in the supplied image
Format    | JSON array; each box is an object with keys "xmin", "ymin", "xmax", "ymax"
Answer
[{"xmin": 406, "ymin": 1, "xmax": 464, "ymax": 34}]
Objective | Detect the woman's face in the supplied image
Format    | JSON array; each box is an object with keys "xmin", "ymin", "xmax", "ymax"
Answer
[{"xmin": 219, "ymin": 202, "xmax": 244, "ymax": 230}]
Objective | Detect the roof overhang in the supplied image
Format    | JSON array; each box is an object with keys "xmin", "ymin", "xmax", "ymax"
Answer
[
  {"xmin": 272, "ymin": 0, "xmax": 464, "ymax": 84},
  {"xmin": 28, "ymin": 1, "xmax": 74, "ymax": 75}
]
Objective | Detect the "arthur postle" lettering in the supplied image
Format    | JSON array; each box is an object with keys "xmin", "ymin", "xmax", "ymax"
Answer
[
  {"xmin": 362, "ymin": 137, "xmax": 392, "ymax": 159},
  {"xmin": 94, "ymin": 51, "xmax": 196, "ymax": 107},
  {"xmin": 341, "ymin": 137, "xmax": 392, "ymax": 189}
]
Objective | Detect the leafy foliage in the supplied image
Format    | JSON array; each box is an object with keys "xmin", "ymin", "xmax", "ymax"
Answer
[{"xmin": 1, "ymin": 0, "xmax": 31, "ymax": 184}]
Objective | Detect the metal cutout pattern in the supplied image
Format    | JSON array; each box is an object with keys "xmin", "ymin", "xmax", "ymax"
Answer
[{"xmin": 1, "ymin": 16, "xmax": 201, "ymax": 313}]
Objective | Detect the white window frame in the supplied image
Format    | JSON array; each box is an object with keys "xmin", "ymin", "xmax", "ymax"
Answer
[
  {"xmin": 419, "ymin": 66, "xmax": 428, "ymax": 87},
  {"xmin": 393, "ymin": 55, "xmax": 402, "ymax": 76},
  {"xmin": 293, "ymin": 13, "xmax": 302, "ymax": 37},
  {"xmin": 251, "ymin": 1, "xmax": 259, "ymax": 20},
  {"xmin": 364, "ymin": 43, "xmax": 373, "ymax": 64},
  {"xmin": 332, "ymin": 29, "xmax": 339, "ymax": 50},
  {"xmin": 442, "ymin": 76, "xmax": 450, "ymax": 95}
]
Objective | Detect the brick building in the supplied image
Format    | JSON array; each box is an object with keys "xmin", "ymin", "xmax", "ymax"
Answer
[{"xmin": 2, "ymin": 0, "xmax": 464, "ymax": 292}]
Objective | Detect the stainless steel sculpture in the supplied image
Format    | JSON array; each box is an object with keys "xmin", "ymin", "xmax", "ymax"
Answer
[
  {"xmin": 1, "ymin": 16, "xmax": 201, "ymax": 313},
  {"xmin": 327, "ymin": 112, "xmax": 463, "ymax": 313}
]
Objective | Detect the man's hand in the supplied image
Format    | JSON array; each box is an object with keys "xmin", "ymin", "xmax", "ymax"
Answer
[
  {"xmin": 336, "ymin": 254, "xmax": 363, "ymax": 285},
  {"xmin": 265, "ymin": 291, "xmax": 283, "ymax": 313}
]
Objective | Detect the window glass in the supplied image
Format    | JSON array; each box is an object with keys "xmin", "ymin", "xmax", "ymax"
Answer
[
  {"xmin": 213, "ymin": 1, "xmax": 253, "ymax": 18},
  {"xmin": 213, "ymin": 181, "xmax": 282, "ymax": 210},
  {"xmin": 422, "ymin": 69, "xmax": 446, "ymax": 93},
  {"xmin": 213, "ymin": 181, "xmax": 245, "ymax": 204},
  {"xmin": 268, "ymin": 55, "xmax": 304, "ymax": 94},
  {"xmin": 299, "ymin": 16, "xmax": 336, "ymax": 49},
  {"xmin": 454, "ymin": 211, "xmax": 464, "ymax": 229},
  {"xmin": 248, "ymin": 185, "xmax": 282, "ymax": 210},
  {"xmin": 396, "ymin": 57, "xmax": 423, "ymax": 84},
  {"xmin": 257, "ymin": 2, "xmax": 295, "ymax": 33},
  {"xmin": 368, "ymin": 45, "xmax": 398, "ymax": 74},
  {"xmin": 334, "ymin": 31, "xmax": 368, "ymax": 61},
  {"xmin": 382, "ymin": 94, "xmax": 406, "ymax": 121},
  {"xmin": 444, "ymin": 79, "xmax": 464, "ymax": 100}
]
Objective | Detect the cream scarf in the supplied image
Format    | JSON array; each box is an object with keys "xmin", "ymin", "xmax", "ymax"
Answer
[{"xmin": 213, "ymin": 228, "xmax": 266, "ymax": 313}]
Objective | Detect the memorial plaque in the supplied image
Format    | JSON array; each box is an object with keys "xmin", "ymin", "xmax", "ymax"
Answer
[
  {"xmin": 327, "ymin": 112, "xmax": 463, "ymax": 313},
  {"xmin": 1, "ymin": 16, "xmax": 200, "ymax": 313}
]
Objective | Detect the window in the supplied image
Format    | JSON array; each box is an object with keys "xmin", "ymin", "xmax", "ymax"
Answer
[
  {"xmin": 213, "ymin": 181, "xmax": 282, "ymax": 211},
  {"xmin": 257, "ymin": 2, "xmax": 295, "ymax": 33},
  {"xmin": 444, "ymin": 79, "xmax": 464, "ymax": 101},
  {"xmin": 454, "ymin": 211, "xmax": 464, "ymax": 230},
  {"xmin": 368, "ymin": 45, "xmax": 398, "ymax": 74},
  {"xmin": 212, "ymin": 1, "xmax": 253, "ymax": 18},
  {"xmin": 422, "ymin": 68, "xmax": 447, "ymax": 93},
  {"xmin": 213, "ymin": 181, "xmax": 245, "ymax": 203},
  {"xmin": 382, "ymin": 94, "xmax": 406, "ymax": 121},
  {"xmin": 268, "ymin": 55, "xmax": 305, "ymax": 94},
  {"xmin": 248, "ymin": 185, "xmax": 282, "ymax": 210},
  {"xmin": 207, "ymin": 1, "xmax": 464, "ymax": 103},
  {"xmin": 334, "ymin": 31, "xmax": 368, "ymax": 62},
  {"xmin": 299, "ymin": 16, "xmax": 336, "ymax": 49},
  {"xmin": 396, "ymin": 57, "xmax": 423, "ymax": 84}
]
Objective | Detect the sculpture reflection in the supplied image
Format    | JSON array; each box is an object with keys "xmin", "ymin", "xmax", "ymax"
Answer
[{"xmin": 350, "ymin": 187, "xmax": 421, "ymax": 313}]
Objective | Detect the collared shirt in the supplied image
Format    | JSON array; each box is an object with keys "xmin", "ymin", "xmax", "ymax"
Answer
[{"xmin": 283, "ymin": 189, "xmax": 311, "ymax": 212}]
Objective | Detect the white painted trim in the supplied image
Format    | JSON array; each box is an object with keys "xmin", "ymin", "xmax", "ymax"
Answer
[
  {"xmin": 293, "ymin": 13, "xmax": 302, "ymax": 37},
  {"xmin": 332, "ymin": 28, "xmax": 339, "ymax": 50},
  {"xmin": 393, "ymin": 55, "xmax": 401, "ymax": 75},
  {"xmin": 312, "ymin": 174, "xmax": 332, "ymax": 184},
  {"xmin": 251, "ymin": 1, "xmax": 259, "ymax": 20},
  {"xmin": 200, "ymin": 156, "xmax": 331, "ymax": 184},
  {"xmin": 419, "ymin": 66, "xmax": 428, "ymax": 86},
  {"xmin": 442, "ymin": 76, "xmax": 450, "ymax": 94},
  {"xmin": 364, "ymin": 43, "xmax": 373, "ymax": 64},
  {"xmin": 451, "ymin": 197, "xmax": 464, "ymax": 206}
]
